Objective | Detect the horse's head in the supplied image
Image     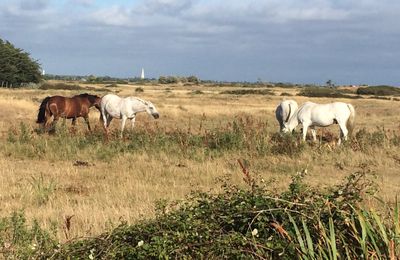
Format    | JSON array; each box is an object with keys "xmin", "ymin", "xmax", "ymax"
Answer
[
  {"xmin": 86, "ymin": 94, "xmax": 102, "ymax": 110},
  {"xmin": 144, "ymin": 100, "xmax": 159, "ymax": 119},
  {"xmin": 282, "ymin": 116, "xmax": 300, "ymax": 134},
  {"xmin": 93, "ymin": 96, "xmax": 102, "ymax": 110}
]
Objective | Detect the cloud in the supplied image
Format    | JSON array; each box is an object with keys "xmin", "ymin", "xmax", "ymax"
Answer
[
  {"xmin": 1, "ymin": 0, "xmax": 399, "ymax": 84},
  {"xmin": 19, "ymin": 0, "xmax": 49, "ymax": 11},
  {"xmin": 67, "ymin": 0, "xmax": 94, "ymax": 7}
]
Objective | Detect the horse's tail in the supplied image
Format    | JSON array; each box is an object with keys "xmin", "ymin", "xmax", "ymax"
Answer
[
  {"xmin": 36, "ymin": 96, "xmax": 51, "ymax": 123},
  {"xmin": 346, "ymin": 104, "xmax": 356, "ymax": 137}
]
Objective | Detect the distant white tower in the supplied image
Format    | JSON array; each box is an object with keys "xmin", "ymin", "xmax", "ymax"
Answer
[
  {"xmin": 42, "ymin": 69, "xmax": 45, "ymax": 76},
  {"xmin": 140, "ymin": 68, "xmax": 145, "ymax": 79}
]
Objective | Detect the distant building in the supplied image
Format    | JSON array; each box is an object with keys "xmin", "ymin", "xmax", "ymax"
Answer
[{"xmin": 140, "ymin": 68, "xmax": 145, "ymax": 79}]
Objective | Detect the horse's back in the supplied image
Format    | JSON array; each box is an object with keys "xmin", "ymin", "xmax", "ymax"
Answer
[
  {"xmin": 101, "ymin": 94, "xmax": 125, "ymax": 118},
  {"xmin": 300, "ymin": 102, "xmax": 351, "ymax": 126},
  {"xmin": 101, "ymin": 94, "xmax": 121, "ymax": 104}
]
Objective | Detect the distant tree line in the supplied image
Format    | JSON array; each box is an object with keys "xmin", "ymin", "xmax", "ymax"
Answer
[
  {"xmin": 0, "ymin": 39, "xmax": 42, "ymax": 87},
  {"xmin": 158, "ymin": 75, "xmax": 200, "ymax": 84}
]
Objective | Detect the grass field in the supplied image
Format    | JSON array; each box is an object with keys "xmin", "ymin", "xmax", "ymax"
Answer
[{"xmin": 0, "ymin": 81, "xmax": 399, "ymax": 243}]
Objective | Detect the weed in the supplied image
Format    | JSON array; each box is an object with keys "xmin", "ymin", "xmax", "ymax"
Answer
[
  {"xmin": 0, "ymin": 211, "xmax": 58, "ymax": 259},
  {"xmin": 29, "ymin": 173, "xmax": 56, "ymax": 206}
]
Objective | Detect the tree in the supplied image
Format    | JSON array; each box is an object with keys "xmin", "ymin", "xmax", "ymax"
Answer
[
  {"xmin": 0, "ymin": 39, "xmax": 42, "ymax": 86},
  {"xmin": 326, "ymin": 79, "xmax": 335, "ymax": 88}
]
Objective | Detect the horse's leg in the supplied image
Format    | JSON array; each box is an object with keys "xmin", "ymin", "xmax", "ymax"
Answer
[
  {"xmin": 101, "ymin": 111, "xmax": 110, "ymax": 136},
  {"xmin": 302, "ymin": 122, "xmax": 309, "ymax": 142},
  {"xmin": 51, "ymin": 116, "xmax": 59, "ymax": 132},
  {"xmin": 44, "ymin": 114, "xmax": 51, "ymax": 131},
  {"xmin": 84, "ymin": 116, "xmax": 91, "ymax": 131},
  {"xmin": 337, "ymin": 121, "xmax": 348, "ymax": 145},
  {"xmin": 120, "ymin": 116, "xmax": 127, "ymax": 138},
  {"xmin": 131, "ymin": 115, "xmax": 136, "ymax": 130},
  {"xmin": 310, "ymin": 127, "xmax": 317, "ymax": 142},
  {"xmin": 106, "ymin": 115, "xmax": 112, "ymax": 127}
]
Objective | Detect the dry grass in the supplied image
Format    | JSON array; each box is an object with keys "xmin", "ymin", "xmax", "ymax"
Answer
[{"xmin": 0, "ymin": 83, "xmax": 399, "ymax": 241}]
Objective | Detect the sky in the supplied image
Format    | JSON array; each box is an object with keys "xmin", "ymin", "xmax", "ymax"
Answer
[{"xmin": 0, "ymin": 0, "xmax": 399, "ymax": 85}]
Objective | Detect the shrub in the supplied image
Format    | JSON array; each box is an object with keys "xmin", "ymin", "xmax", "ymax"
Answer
[
  {"xmin": 105, "ymin": 83, "xmax": 118, "ymax": 88},
  {"xmin": 190, "ymin": 90, "xmax": 204, "ymax": 95},
  {"xmin": 187, "ymin": 75, "xmax": 200, "ymax": 84},
  {"xmin": 270, "ymin": 132, "xmax": 306, "ymax": 156},
  {"xmin": 158, "ymin": 76, "xmax": 179, "ymax": 84},
  {"xmin": 351, "ymin": 127, "xmax": 400, "ymax": 152},
  {"xmin": 357, "ymin": 85, "xmax": 400, "ymax": 96},
  {"xmin": 298, "ymin": 87, "xmax": 359, "ymax": 99},
  {"xmin": 220, "ymin": 89, "xmax": 275, "ymax": 95},
  {"xmin": 135, "ymin": 87, "xmax": 144, "ymax": 93},
  {"xmin": 38, "ymin": 82, "xmax": 83, "ymax": 90}
]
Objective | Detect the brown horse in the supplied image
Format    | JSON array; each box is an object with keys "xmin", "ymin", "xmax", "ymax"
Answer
[{"xmin": 36, "ymin": 93, "xmax": 101, "ymax": 131}]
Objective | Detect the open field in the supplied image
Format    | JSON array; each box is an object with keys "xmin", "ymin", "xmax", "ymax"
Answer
[{"xmin": 0, "ymin": 82, "xmax": 399, "ymax": 242}]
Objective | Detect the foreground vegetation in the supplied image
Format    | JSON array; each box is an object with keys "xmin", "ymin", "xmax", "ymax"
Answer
[{"xmin": 1, "ymin": 166, "xmax": 399, "ymax": 259}]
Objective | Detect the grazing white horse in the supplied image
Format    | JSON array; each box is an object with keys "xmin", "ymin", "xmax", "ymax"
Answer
[
  {"xmin": 275, "ymin": 99, "xmax": 298, "ymax": 132},
  {"xmin": 100, "ymin": 94, "xmax": 160, "ymax": 137},
  {"xmin": 283, "ymin": 101, "xmax": 355, "ymax": 145}
]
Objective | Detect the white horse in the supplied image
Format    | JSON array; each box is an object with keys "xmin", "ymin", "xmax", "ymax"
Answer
[
  {"xmin": 100, "ymin": 94, "xmax": 160, "ymax": 137},
  {"xmin": 275, "ymin": 99, "xmax": 298, "ymax": 132},
  {"xmin": 282, "ymin": 101, "xmax": 355, "ymax": 145}
]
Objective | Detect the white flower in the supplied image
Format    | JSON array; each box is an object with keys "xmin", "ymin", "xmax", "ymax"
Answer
[
  {"xmin": 30, "ymin": 243, "xmax": 37, "ymax": 250},
  {"xmin": 89, "ymin": 248, "xmax": 95, "ymax": 259},
  {"xmin": 137, "ymin": 240, "xmax": 144, "ymax": 247},
  {"xmin": 252, "ymin": 228, "xmax": 258, "ymax": 236}
]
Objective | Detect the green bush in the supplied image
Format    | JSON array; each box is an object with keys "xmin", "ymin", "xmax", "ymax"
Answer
[
  {"xmin": 357, "ymin": 85, "xmax": 400, "ymax": 96},
  {"xmin": 158, "ymin": 76, "xmax": 179, "ymax": 84},
  {"xmin": 135, "ymin": 87, "xmax": 144, "ymax": 93},
  {"xmin": 220, "ymin": 89, "xmax": 275, "ymax": 95},
  {"xmin": 38, "ymin": 82, "xmax": 83, "ymax": 90},
  {"xmin": 298, "ymin": 87, "xmax": 360, "ymax": 99}
]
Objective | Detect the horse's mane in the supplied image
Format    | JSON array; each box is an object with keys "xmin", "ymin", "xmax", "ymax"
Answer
[
  {"xmin": 130, "ymin": 97, "xmax": 149, "ymax": 106},
  {"xmin": 73, "ymin": 93, "xmax": 99, "ymax": 104},
  {"xmin": 74, "ymin": 93, "xmax": 94, "ymax": 98}
]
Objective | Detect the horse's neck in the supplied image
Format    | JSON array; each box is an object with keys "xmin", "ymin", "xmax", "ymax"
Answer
[
  {"xmin": 128, "ymin": 98, "xmax": 147, "ymax": 113},
  {"xmin": 288, "ymin": 108, "xmax": 300, "ymax": 127}
]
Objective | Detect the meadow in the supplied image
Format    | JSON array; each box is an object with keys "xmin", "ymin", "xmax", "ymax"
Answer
[{"xmin": 0, "ymin": 81, "xmax": 399, "ymax": 257}]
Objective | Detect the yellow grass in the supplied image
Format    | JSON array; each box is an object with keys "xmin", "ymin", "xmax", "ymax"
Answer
[{"xmin": 0, "ymin": 83, "xmax": 399, "ymax": 241}]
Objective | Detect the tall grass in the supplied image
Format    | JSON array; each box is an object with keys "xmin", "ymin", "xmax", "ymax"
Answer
[{"xmin": 3, "ymin": 118, "xmax": 399, "ymax": 163}]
